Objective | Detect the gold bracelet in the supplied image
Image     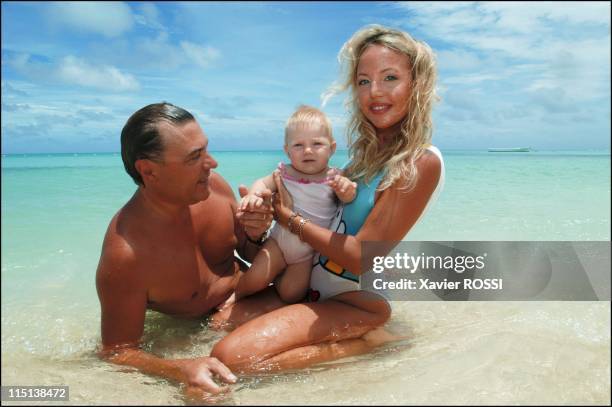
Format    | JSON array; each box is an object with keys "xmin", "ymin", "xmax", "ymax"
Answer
[
  {"xmin": 287, "ymin": 212, "xmax": 300, "ymax": 233},
  {"xmin": 297, "ymin": 217, "xmax": 311, "ymax": 241}
]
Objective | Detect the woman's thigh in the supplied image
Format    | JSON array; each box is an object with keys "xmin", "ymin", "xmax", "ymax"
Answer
[{"xmin": 210, "ymin": 290, "xmax": 390, "ymax": 370}]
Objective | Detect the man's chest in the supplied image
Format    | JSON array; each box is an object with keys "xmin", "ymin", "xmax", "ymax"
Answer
[{"xmin": 143, "ymin": 202, "xmax": 239, "ymax": 312}]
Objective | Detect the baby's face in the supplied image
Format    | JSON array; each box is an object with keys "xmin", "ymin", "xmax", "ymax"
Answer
[{"xmin": 284, "ymin": 126, "xmax": 336, "ymax": 175}]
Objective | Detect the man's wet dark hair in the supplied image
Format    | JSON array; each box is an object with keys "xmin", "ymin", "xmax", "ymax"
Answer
[{"xmin": 120, "ymin": 102, "xmax": 195, "ymax": 185}]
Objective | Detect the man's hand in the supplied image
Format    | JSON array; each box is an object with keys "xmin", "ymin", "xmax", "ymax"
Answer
[
  {"xmin": 178, "ymin": 356, "xmax": 237, "ymax": 394},
  {"xmin": 326, "ymin": 169, "xmax": 357, "ymax": 203},
  {"xmin": 101, "ymin": 348, "xmax": 236, "ymax": 401},
  {"xmin": 236, "ymin": 185, "xmax": 273, "ymax": 240}
]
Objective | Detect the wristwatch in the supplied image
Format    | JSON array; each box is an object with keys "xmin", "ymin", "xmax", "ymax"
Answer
[{"xmin": 246, "ymin": 229, "xmax": 269, "ymax": 246}]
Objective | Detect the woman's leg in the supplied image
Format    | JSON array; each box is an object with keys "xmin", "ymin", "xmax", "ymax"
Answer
[
  {"xmin": 255, "ymin": 327, "xmax": 403, "ymax": 372},
  {"xmin": 210, "ymin": 290, "xmax": 391, "ymax": 373}
]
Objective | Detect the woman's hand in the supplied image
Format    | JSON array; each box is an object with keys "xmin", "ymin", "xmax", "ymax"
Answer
[{"xmin": 272, "ymin": 170, "xmax": 294, "ymax": 227}]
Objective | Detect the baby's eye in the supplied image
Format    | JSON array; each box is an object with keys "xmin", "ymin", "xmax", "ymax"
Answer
[
  {"xmin": 293, "ymin": 144, "xmax": 303, "ymax": 148},
  {"xmin": 357, "ymin": 78, "xmax": 369, "ymax": 86}
]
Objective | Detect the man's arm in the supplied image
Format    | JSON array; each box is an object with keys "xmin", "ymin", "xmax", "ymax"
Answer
[
  {"xmin": 209, "ymin": 172, "xmax": 273, "ymax": 263},
  {"xmin": 235, "ymin": 182, "xmax": 275, "ymax": 262},
  {"xmin": 95, "ymin": 237, "xmax": 236, "ymax": 393}
]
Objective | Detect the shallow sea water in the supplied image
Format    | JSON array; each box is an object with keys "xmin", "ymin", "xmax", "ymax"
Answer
[
  {"xmin": 1, "ymin": 151, "xmax": 610, "ymax": 405},
  {"xmin": 2, "ymin": 302, "xmax": 609, "ymax": 405}
]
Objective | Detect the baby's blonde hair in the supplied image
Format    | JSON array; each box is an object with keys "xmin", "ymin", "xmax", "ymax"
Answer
[
  {"xmin": 284, "ymin": 105, "xmax": 333, "ymax": 144},
  {"xmin": 322, "ymin": 24, "xmax": 439, "ymax": 191}
]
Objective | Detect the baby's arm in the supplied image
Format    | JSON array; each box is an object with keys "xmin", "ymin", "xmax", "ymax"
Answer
[
  {"xmin": 327, "ymin": 169, "xmax": 357, "ymax": 204},
  {"xmin": 239, "ymin": 173, "xmax": 277, "ymax": 212}
]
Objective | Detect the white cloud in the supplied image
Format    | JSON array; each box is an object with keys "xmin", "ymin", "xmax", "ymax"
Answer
[
  {"xmin": 397, "ymin": 1, "xmax": 610, "ymax": 33},
  {"xmin": 117, "ymin": 34, "xmax": 221, "ymax": 71},
  {"xmin": 136, "ymin": 32, "xmax": 185, "ymax": 69},
  {"xmin": 45, "ymin": 1, "xmax": 134, "ymax": 38},
  {"xmin": 442, "ymin": 73, "xmax": 501, "ymax": 85},
  {"xmin": 57, "ymin": 56, "xmax": 139, "ymax": 91},
  {"xmin": 1, "ymin": 81, "xmax": 30, "ymax": 97},
  {"xmin": 396, "ymin": 2, "xmax": 610, "ymax": 54},
  {"xmin": 436, "ymin": 49, "xmax": 482, "ymax": 71},
  {"xmin": 395, "ymin": 1, "xmax": 611, "ymax": 103},
  {"xmin": 134, "ymin": 2, "xmax": 167, "ymax": 32},
  {"xmin": 180, "ymin": 41, "xmax": 221, "ymax": 68},
  {"xmin": 7, "ymin": 53, "xmax": 32, "ymax": 70},
  {"xmin": 481, "ymin": 2, "xmax": 611, "ymax": 31}
]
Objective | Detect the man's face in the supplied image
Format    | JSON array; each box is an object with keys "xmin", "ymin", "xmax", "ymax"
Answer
[{"xmin": 153, "ymin": 120, "xmax": 218, "ymax": 205}]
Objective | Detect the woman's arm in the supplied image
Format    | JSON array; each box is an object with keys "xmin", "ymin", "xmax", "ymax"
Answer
[{"xmin": 274, "ymin": 152, "xmax": 442, "ymax": 274}]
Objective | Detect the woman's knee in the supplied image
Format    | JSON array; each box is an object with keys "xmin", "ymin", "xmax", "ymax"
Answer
[
  {"xmin": 376, "ymin": 299, "xmax": 392, "ymax": 325},
  {"xmin": 210, "ymin": 337, "xmax": 243, "ymax": 370},
  {"xmin": 365, "ymin": 296, "xmax": 391, "ymax": 326},
  {"xmin": 332, "ymin": 290, "xmax": 392, "ymax": 325}
]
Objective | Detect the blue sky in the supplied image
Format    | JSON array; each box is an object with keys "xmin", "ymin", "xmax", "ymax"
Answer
[{"xmin": 1, "ymin": 1, "xmax": 610, "ymax": 153}]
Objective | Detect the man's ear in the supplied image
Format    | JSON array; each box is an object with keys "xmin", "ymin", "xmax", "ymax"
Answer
[{"xmin": 135, "ymin": 159, "xmax": 157, "ymax": 184}]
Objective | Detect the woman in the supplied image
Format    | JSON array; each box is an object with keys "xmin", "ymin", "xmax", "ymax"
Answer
[{"xmin": 211, "ymin": 24, "xmax": 444, "ymax": 373}]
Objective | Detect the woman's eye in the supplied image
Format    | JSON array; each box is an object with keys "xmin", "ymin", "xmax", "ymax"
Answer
[
  {"xmin": 385, "ymin": 75, "xmax": 398, "ymax": 81},
  {"xmin": 357, "ymin": 79, "xmax": 369, "ymax": 86}
]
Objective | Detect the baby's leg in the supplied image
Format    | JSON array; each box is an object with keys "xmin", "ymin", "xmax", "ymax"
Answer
[
  {"xmin": 274, "ymin": 258, "xmax": 312, "ymax": 303},
  {"xmin": 234, "ymin": 238, "xmax": 287, "ymax": 301}
]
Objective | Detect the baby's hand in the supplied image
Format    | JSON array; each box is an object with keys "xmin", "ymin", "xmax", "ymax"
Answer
[
  {"xmin": 327, "ymin": 169, "xmax": 357, "ymax": 203},
  {"xmin": 239, "ymin": 193, "xmax": 265, "ymax": 211}
]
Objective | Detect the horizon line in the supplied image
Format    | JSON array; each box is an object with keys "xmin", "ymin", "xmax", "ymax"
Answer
[{"xmin": 2, "ymin": 148, "xmax": 611, "ymax": 156}]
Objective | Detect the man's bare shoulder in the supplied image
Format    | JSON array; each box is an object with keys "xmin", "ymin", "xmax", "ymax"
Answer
[
  {"xmin": 209, "ymin": 171, "xmax": 235, "ymax": 200},
  {"xmin": 96, "ymin": 208, "xmax": 142, "ymax": 291},
  {"xmin": 191, "ymin": 172, "xmax": 236, "ymax": 214}
]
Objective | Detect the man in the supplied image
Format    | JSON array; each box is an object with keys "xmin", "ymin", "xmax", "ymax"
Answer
[{"xmin": 96, "ymin": 102, "xmax": 281, "ymax": 396}]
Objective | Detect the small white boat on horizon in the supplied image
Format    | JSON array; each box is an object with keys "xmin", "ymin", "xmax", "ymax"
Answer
[{"xmin": 488, "ymin": 147, "xmax": 531, "ymax": 152}]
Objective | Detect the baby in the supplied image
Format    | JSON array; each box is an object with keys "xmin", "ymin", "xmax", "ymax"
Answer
[{"xmin": 235, "ymin": 105, "xmax": 357, "ymax": 303}]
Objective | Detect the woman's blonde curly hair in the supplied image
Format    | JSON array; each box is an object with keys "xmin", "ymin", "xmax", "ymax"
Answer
[{"xmin": 322, "ymin": 24, "xmax": 439, "ymax": 191}]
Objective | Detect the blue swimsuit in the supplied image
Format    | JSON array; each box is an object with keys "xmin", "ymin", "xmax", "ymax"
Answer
[
  {"xmin": 308, "ymin": 171, "xmax": 385, "ymax": 300},
  {"xmin": 308, "ymin": 145, "xmax": 445, "ymax": 301}
]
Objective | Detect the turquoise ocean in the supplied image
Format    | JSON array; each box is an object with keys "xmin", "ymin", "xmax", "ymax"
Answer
[{"xmin": 1, "ymin": 150, "xmax": 610, "ymax": 404}]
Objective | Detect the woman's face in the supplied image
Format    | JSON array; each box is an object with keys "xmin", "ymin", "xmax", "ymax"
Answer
[{"xmin": 356, "ymin": 44, "xmax": 412, "ymax": 142}]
